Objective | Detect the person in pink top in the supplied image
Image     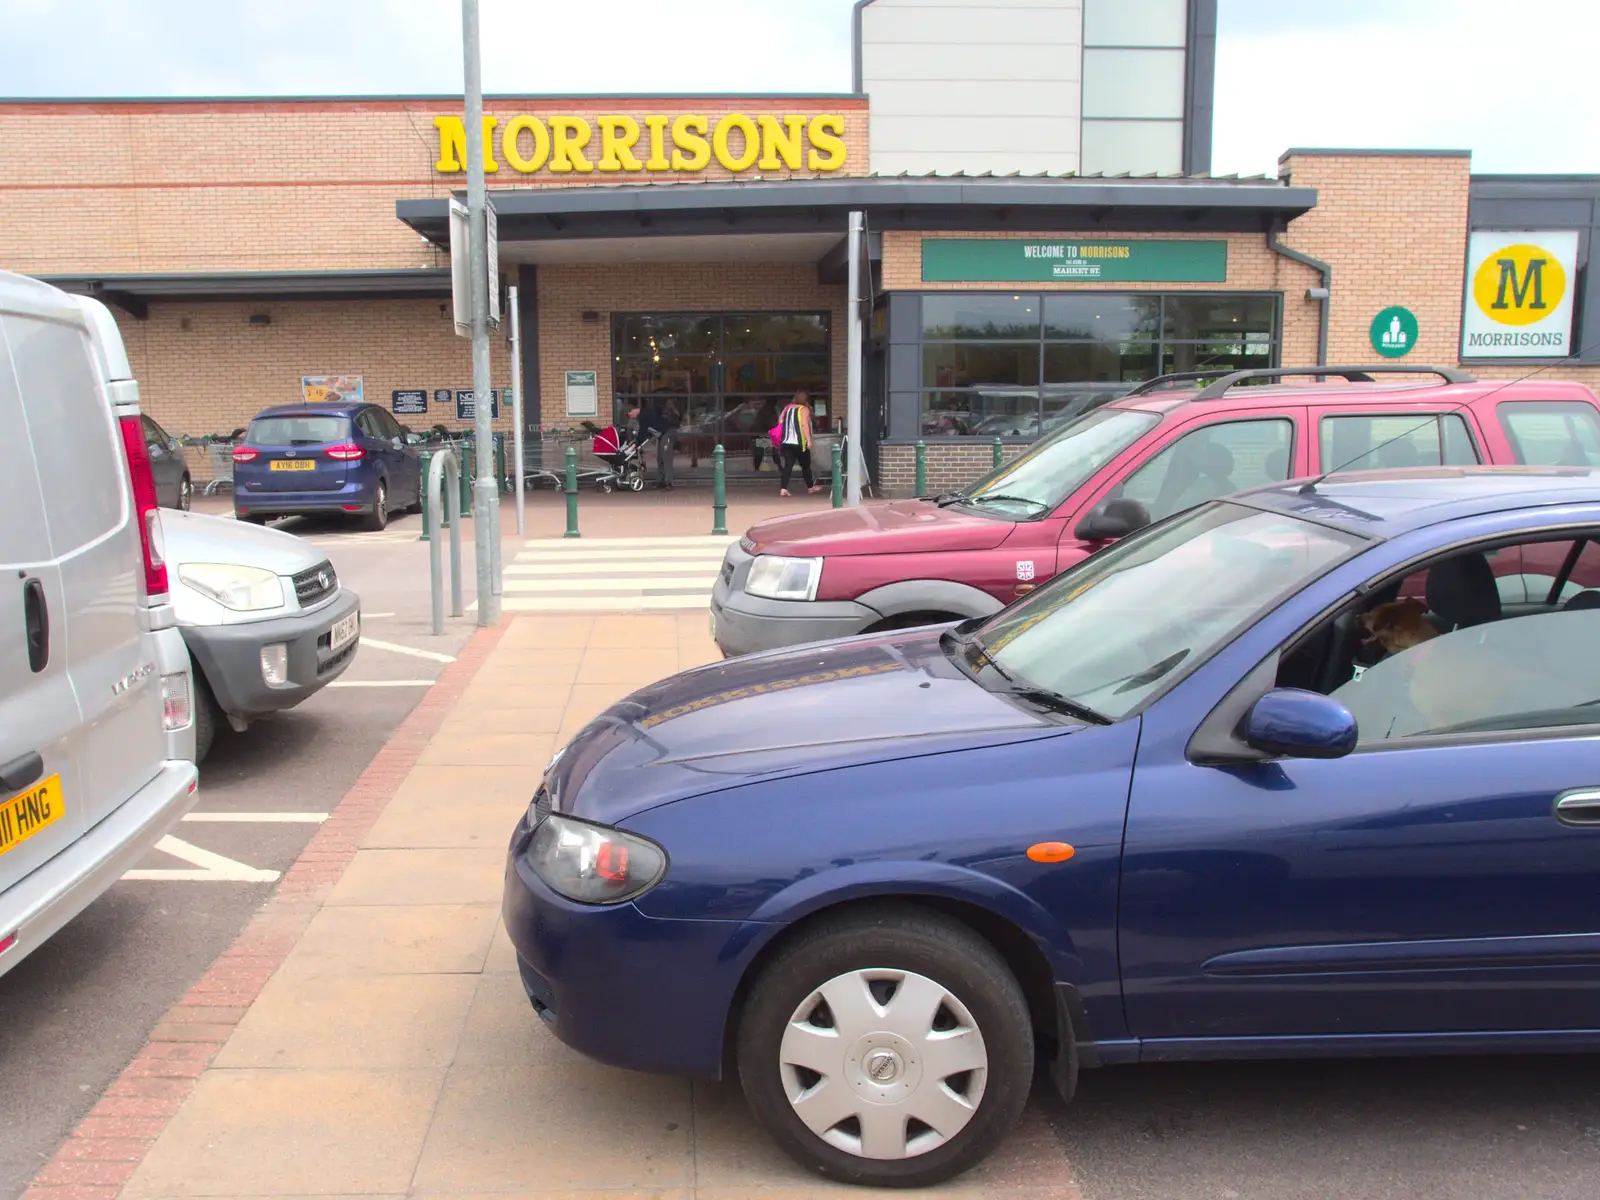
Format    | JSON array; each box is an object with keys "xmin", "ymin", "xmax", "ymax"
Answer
[{"xmin": 773, "ymin": 387, "xmax": 822, "ymax": 497}]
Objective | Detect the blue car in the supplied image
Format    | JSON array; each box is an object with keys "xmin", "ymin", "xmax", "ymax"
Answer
[
  {"xmin": 504, "ymin": 468, "xmax": 1600, "ymax": 1188},
  {"xmin": 232, "ymin": 402, "xmax": 422, "ymax": 530}
]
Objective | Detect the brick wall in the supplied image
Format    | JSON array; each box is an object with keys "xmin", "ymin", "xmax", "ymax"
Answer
[
  {"xmin": 0, "ymin": 97, "xmax": 868, "ymax": 275},
  {"xmin": 877, "ymin": 442, "xmax": 1026, "ymax": 497},
  {"xmin": 536, "ymin": 261, "xmax": 847, "ymax": 430},
  {"xmin": 113, "ymin": 298, "xmax": 510, "ymax": 478}
]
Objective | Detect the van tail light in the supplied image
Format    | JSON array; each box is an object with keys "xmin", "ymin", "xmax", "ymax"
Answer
[
  {"xmin": 117, "ymin": 415, "xmax": 170, "ymax": 600},
  {"xmin": 325, "ymin": 443, "xmax": 365, "ymax": 461},
  {"xmin": 232, "ymin": 446, "xmax": 258, "ymax": 463}
]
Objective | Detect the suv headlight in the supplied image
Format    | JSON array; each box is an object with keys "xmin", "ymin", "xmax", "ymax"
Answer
[
  {"xmin": 744, "ymin": 555, "xmax": 823, "ymax": 601},
  {"xmin": 528, "ymin": 814, "xmax": 667, "ymax": 905},
  {"xmin": 178, "ymin": 563, "xmax": 285, "ymax": 612}
]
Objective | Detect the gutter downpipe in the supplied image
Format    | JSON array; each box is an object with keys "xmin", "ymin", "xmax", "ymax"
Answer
[{"xmin": 1267, "ymin": 222, "xmax": 1331, "ymax": 368}]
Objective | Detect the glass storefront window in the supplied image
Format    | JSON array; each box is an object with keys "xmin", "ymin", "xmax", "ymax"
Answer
[
  {"xmin": 924, "ymin": 343, "xmax": 1041, "ymax": 389},
  {"xmin": 1043, "ymin": 341, "xmax": 1159, "ymax": 384},
  {"xmin": 722, "ymin": 314, "xmax": 828, "ymax": 352},
  {"xmin": 613, "ymin": 315, "xmax": 718, "ymax": 355},
  {"xmin": 1163, "ymin": 296, "xmax": 1277, "ymax": 341},
  {"xmin": 722, "ymin": 354, "xmax": 829, "ymax": 394},
  {"xmin": 1043, "ymin": 294, "xmax": 1161, "ymax": 341},
  {"xmin": 923, "ymin": 294, "xmax": 1041, "ymax": 339}
]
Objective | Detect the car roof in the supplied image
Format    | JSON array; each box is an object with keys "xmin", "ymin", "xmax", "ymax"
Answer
[
  {"xmin": 1235, "ymin": 467, "xmax": 1600, "ymax": 538},
  {"xmin": 251, "ymin": 403, "xmax": 366, "ymax": 418},
  {"xmin": 1115, "ymin": 378, "xmax": 1598, "ymax": 417}
]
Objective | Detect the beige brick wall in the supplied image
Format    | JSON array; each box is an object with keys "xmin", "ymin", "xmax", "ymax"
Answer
[
  {"xmin": 113, "ymin": 298, "xmax": 512, "ymax": 478},
  {"xmin": 881, "ymin": 228, "xmax": 1324, "ymax": 370},
  {"xmin": 535, "ymin": 262, "xmax": 847, "ymax": 430},
  {"xmin": 878, "ymin": 442, "xmax": 1024, "ymax": 497},
  {"xmin": 0, "ymin": 97, "xmax": 868, "ymax": 276}
]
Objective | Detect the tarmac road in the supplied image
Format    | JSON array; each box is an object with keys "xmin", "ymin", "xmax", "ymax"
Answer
[{"xmin": 0, "ymin": 511, "xmax": 480, "ymax": 1200}]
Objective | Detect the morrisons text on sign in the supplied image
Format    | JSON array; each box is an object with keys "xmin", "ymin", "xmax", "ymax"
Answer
[
  {"xmin": 922, "ymin": 238, "xmax": 1228, "ymax": 283},
  {"xmin": 1461, "ymin": 230, "xmax": 1580, "ymax": 359},
  {"xmin": 433, "ymin": 113, "xmax": 848, "ymax": 176}
]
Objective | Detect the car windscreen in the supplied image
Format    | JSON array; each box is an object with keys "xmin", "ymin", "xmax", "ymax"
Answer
[
  {"xmin": 953, "ymin": 502, "xmax": 1365, "ymax": 721},
  {"xmin": 247, "ymin": 415, "xmax": 351, "ymax": 446},
  {"xmin": 948, "ymin": 407, "xmax": 1160, "ymax": 518}
]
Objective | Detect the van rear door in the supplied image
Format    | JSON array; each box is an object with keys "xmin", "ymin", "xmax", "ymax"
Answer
[
  {"xmin": 4, "ymin": 309, "xmax": 166, "ymax": 829},
  {"xmin": 0, "ymin": 319, "xmax": 88, "ymax": 884}
]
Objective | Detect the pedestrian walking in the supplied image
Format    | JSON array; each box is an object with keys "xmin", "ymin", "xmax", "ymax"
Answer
[
  {"xmin": 774, "ymin": 387, "xmax": 822, "ymax": 497},
  {"xmin": 655, "ymin": 400, "xmax": 682, "ymax": 490}
]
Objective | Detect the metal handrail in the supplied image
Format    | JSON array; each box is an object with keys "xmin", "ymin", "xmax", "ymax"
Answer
[{"xmin": 426, "ymin": 449, "xmax": 464, "ymax": 635}]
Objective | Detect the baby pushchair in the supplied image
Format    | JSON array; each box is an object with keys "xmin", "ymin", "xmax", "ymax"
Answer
[{"xmin": 591, "ymin": 424, "xmax": 648, "ymax": 492}]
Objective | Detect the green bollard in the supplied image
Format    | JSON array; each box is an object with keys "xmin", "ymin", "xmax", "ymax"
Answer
[
  {"xmin": 458, "ymin": 441, "xmax": 473, "ymax": 520},
  {"xmin": 563, "ymin": 446, "xmax": 580, "ymax": 539},
  {"xmin": 418, "ymin": 449, "xmax": 434, "ymax": 542},
  {"xmin": 831, "ymin": 441, "xmax": 843, "ymax": 508},
  {"xmin": 914, "ymin": 440, "xmax": 926, "ymax": 497},
  {"xmin": 993, "ymin": 436, "xmax": 1003, "ymax": 468},
  {"xmin": 711, "ymin": 444, "xmax": 728, "ymax": 535}
]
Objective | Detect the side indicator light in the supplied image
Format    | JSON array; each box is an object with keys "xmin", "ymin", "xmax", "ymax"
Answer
[
  {"xmin": 0, "ymin": 931, "xmax": 17, "ymax": 956},
  {"xmin": 1027, "ymin": 842, "xmax": 1075, "ymax": 863}
]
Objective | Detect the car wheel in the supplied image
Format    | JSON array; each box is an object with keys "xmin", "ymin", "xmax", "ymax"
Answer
[
  {"xmin": 363, "ymin": 481, "xmax": 388, "ymax": 531},
  {"xmin": 178, "ymin": 475, "xmax": 193, "ymax": 511},
  {"xmin": 737, "ymin": 906, "xmax": 1034, "ymax": 1189},
  {"xmin": 194, "ymin": 671, "xmax": 223, "ymax": 764}
]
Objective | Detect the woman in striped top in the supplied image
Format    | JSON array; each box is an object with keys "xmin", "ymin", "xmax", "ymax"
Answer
[{"xmin": 776, "ymin": 387, "xmax": 822, "ymax": 497}]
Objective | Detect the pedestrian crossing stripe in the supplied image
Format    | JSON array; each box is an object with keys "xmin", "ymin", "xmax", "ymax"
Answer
[{"xmin": 507, "ymin": 535, "xmax": 734, "ymax": 612}]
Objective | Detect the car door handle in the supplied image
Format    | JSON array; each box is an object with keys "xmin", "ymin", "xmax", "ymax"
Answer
[
  {"xmin": 0, "ymin": 751, "xmax": 44, "ymax": 792},
  {"xmin": 1553, "ymin": 789, "xmax": 1600, "ymax": 825},
  {"xmin": 22, "ymin": 576, "xmax": 49, "ymax": 673}
]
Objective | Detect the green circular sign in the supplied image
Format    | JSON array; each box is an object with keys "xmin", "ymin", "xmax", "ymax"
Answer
[{"xmin": 1370, "ymin": 306, "xmax": 1419, "ymax": 358}]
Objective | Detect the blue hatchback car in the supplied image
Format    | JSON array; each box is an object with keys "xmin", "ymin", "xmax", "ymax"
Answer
[
  {"xmin": 232, "ymin": 402, "xmax": 422, "ymax": 530},
  {"xmin": 505, "ymin": 468, "xmax": 1600, "ymax": 1188}
]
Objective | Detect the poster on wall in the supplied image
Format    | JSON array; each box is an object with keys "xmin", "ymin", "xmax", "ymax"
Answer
[
  {"xmin": 391, "ymin": 389, "xmax": 427, "ymax": 415},
  {"xmin": 1461, "ymin": 230, "xmax": 1580, "ymax": 359},
  {"xmin": 564, "ymin": 371, "xmax": 598, "ymax": 417},
  {"xmin": 301, "ymin": 375, "xmax": 364, "ymax": 404},
  {"xmin": 455, "ymin": 389, "xmax": 501, "ymax": 420}
]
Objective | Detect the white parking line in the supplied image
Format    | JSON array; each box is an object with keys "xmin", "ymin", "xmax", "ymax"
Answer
[
  {"xmin": 122, "ymin": 836, "xmax": 281, "ymax": 883},
  {"xmin": 327, "ymin": 679, "xmax": 435, "ymax": 688},
  {"xmin": 359, "ymin": 637, "xmax": 456, "ymax": 663},
  {"xmin": 182, "ymin": 812, "xmax": 329, "ymax": 823}
]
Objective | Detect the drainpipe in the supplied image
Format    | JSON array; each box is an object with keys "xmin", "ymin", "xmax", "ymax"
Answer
[{"xmin": 1267, "ymin": 223, "xmax": 1331, "ymax": 367}]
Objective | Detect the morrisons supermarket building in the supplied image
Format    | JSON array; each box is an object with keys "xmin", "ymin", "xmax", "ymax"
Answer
[{"xmin": 4, "ymin": 0, "xmax": 1599, "ymax": 492}]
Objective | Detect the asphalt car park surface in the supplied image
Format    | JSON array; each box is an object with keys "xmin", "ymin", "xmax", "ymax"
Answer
[{"xmin": 0, "ymin": 508, "xmax": 480, "ymax": 1200}]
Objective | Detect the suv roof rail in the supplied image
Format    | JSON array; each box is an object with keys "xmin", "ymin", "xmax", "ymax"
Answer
[
  {"xmin": 1123, "ymin": 369, "xmax": 1242, "ymax": 397},
  {"xmin": 1193, "ymin": 364, "xmax": 1477, "ymax": 401}
]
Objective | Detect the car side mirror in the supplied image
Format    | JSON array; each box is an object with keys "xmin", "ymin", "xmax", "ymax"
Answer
[
  {"xmin": 1074, "ymin": 498, "xmax": 1151, "ymax": 542},
  {"xmin": 1241, "ymin": 688, "xmax": 1357, "ymax": 760}
]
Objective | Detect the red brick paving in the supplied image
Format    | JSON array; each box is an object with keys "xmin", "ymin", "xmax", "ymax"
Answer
[{"xmin": 24, "ymin": 621, "xmax": 506, "ymax": 1200}]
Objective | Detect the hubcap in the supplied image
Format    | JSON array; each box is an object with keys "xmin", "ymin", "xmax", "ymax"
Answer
[{"xmin": 779, "ymin": 968, "xmax": 988, "ymax": 1161}]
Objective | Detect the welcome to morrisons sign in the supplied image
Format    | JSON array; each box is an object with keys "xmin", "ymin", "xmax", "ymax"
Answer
[{"xmin": 922, "ymin": 238, "xmax": 1229, "ymax": 283}]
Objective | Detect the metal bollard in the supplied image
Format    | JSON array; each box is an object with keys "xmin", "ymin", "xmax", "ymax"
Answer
[
  {"xmin": 712, "ymin": 444, "xmax": 728, "ymax": 535},
  {"xmin": 831, "ymin": 441, "xmax": 843, "ymax": 508},
  {"xmin": 993, "ymin": 436, "xmax": 1003, "ymax": 468},
  {"xmin": 419, "ymin": 449, "xmax": 436, "ymax": 541},
  {"xmin": 914, "ymin": 440, "xmax": 926, "ymax": 496},
  {"xmin": 563, "ymin": 446, "xmax": 580, "ymax": 539}
]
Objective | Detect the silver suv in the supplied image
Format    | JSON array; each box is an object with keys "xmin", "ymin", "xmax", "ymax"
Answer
[{"xmin": 1, "ymin": 271, "xmax": 198, "ymax": 979}]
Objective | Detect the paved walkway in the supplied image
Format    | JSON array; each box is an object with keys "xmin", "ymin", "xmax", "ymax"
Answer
[{"xmin": 27, "ymin": 592, "xmax": 1079, "ymax": 1200}]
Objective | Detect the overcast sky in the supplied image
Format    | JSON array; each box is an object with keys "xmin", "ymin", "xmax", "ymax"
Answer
[{"xmin": 2, "ymin": 0, "xmax": 1595, "ymax": 177}]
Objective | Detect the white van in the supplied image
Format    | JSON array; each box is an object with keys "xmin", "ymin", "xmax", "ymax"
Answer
[{"xmin": 0, "ymin": 271, "xmax": 198, "ymax": 980}]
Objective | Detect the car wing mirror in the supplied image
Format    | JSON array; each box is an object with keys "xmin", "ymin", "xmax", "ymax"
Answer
[
  {"xmin": 1074, "ymin": 498, "xmax": 1151, "ymax": 542},
  {"xmin": 1241, "ymin": 688, "xmax": 1357, "ymax": 760}
]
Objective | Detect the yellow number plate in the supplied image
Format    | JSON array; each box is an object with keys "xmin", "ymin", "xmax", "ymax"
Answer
[
  {"xmin": 0, "ymin": 774, "xmax": 64, "ymax": 857},
  {"xmin": 270, "ymin": 460, "xmax": 316, "ymax": 472}
]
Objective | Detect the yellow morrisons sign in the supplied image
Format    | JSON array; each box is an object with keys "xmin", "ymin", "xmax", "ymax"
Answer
[{"xmin": 433, "ymin": 113, "xmax": 848, "ymax": 176}]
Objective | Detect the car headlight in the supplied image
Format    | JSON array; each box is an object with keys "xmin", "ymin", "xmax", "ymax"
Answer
[
  {"xmin": 527, "ymin": 813, "xmax": 667, "ymax": 905},
  {"xmin": 744, "ymin": 555, "xmax": 823, "ymax": 601},
  {"xmin": 178, "ymin": 563, "xmax": 285, "ymax": 612}
]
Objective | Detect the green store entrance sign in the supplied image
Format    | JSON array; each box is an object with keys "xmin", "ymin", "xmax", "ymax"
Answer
[{"xmin": 921, "ymin": 238, "xmax": 1229, "ymax": 284}]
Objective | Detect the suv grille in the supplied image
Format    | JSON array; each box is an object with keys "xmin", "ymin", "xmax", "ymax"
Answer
[{"xmin": 293, "ymin": 561, "xmax": 337, "ymax": 608}]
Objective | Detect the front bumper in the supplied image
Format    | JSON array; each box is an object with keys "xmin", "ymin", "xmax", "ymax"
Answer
[
  {"xmin": 182, "ymin": 588, "xmax": 361, "ymax": 718},
  {"xmin": 502, "ymin": 821, "xmax": 752, "ymax": 1079},
  {"xmin": 0, "ymin": 759, "xmax": 198, "ymax": 981},
  {"xmin": 710, "ymin": 544, "xmax": 877, "ymax": 657}
]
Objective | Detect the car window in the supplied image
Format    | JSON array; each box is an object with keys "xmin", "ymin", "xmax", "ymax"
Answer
[
  {"xmin": 140, "ymin": 414, "xmax": 164, "ymax": 446},
  {"xmin": 353, "ymin": 410, "xmax": 379, "ymax": 438},
  {"xmin": 1318, "ymin": 413, "xmax": 1479, "ymax": 473},
  {"xmin": 248, "ymin": 414, "xmax": 351, "ymax": 446},
  {"xmin": 964, "ymin": 502, "xmax": 1363, "ymax": 721},
  {"xmin": 952, "ymin": 406, "xmax": 1160, "ymax": 518},
  {"xmin": 3, "ymin": 314, "xmax": 124, "ymax": 554},
  {"xmin": 378, "ymin": 410, "xmax": 404, "ymax": 440},
  {"xmin": 1108, "ymin": 418, "xmax": 1295, "ymax": 523},
  {"xmin": 1498, "ymin": 401, "xmax": 1600, "ymax": 466}
]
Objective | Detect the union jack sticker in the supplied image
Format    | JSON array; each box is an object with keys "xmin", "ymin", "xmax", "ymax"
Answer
[{"xmin": 1016, "ymin": 560, "xmax": 1035, "ymax": 582}]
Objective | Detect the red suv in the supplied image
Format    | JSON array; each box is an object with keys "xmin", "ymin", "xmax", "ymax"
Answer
[{"xmin": 712, "ymin": 365, "xmax": 1600, "ymax": 656}]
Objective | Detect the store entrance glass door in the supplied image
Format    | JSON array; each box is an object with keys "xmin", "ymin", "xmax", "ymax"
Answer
[{"xmin": 612, "ymin": 312, "xmax": 830, "ymax": 481}]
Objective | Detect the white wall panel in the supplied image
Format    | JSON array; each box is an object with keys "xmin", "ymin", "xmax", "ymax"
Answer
[
  {"xmin": 873, "ymin": 149, "xmax": 1082, "ymax": 176},
  {"xmin": 867, "ymin": 79, "xmax": 1084, "ymax": 119},
  {"xmin": 1082, "ymin": 0, "xmax": 1187, "ymax": 46},
  {"xmin": 1079, "ymin": 119, "xmax": 1184, "ymax": 174},
  {"xmin": 870, "ymin": 114, "xmax": 1082, "ymax": 155},
  {"xmin": 862, "ymin": 40, "xmax": 1081, "ymax": 83},
  {"xmin": 1082, "ymin": 48, "xmax": 1186, "ymax": 119},
  {"xmin": 860, "ymin": 4, "xmax": 1081, "ymax": 46}
]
